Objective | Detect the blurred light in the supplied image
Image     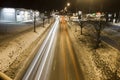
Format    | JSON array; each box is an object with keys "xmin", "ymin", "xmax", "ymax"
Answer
[
  {"xmin": 92, "ymin": 13, "xmax": 96, "ymax": 16},
  {"xmin": 96, "ymin": 12, "xmax": 101, "ymax": 15},
  {"xmin": 64, "ymin": 7, "xmax": 67, "ymax": 11},
  {"xmin": 2, "ymin": 8, "xmax": 15, "ymax": 13},
  {"xmin": 96, "ymin": 12, "xmax": 101, "ymax": 17},
  {"xmin": 35, "ymin": 12, "xmax": 39, "ymax": 16},
  {"xmin": 114, "ymin": 13, "xmax": 116, "ymax": 17},
  {"xmin": 67, "ymin": 2, "xmax": 70, "ymax": 6},
  {"xmin": 108, "ymin": 14, "xmax": 112, "ymax": 17},
  {"xmin": 78, "ymin": 11, "xmax": 82, "ymax": 15}
]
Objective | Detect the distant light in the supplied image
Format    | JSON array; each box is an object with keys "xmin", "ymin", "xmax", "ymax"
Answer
[
  {"xmin": 96, "ymin": 12, "xmax": 101, "ymax": 18},
  {"xmin": 78, "ymin": 11, "xmax": 82, "ymax": 15},
  {"xmin": 92, "ymin": 13, "xmax": 96, "ymax": 15},
  {"xmin": 64, "ymin": 7, "xmax": 67, "ymax": 11},
  {"xmin": 114, "ymin": 13, "xmax": 116, "ymax": 17},
  {"xmin": 2, "ymin": 8, "xmax": 15, "ymax": 13},
  {"xmin": 96, "ymin": 12, "xmax": 101, "ymax": 15},
  {"xmin": 67, "ymin": 2, "xmax": 70, "ymax": 6},
  {"xmin": 108, "ymin": 14, "xmax": 112, "ymax": 17},
  {"xmin": 35, "ymin": 12, "xmax": 39, "ymax": 16},
  {"xmin": 20, "ymin": 11, "xmax": 25, "ymax": 15}
]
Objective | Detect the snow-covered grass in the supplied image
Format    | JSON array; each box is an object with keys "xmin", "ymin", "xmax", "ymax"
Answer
[
  {"xmin": 0, "ymin": 20, "xmax": 53, "ymax": 79},
  {"xmin": 68, "ymin": 21, "xmax": 120, "ymax": 80}
]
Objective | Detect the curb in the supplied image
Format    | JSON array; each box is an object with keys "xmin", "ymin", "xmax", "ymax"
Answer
[{"xmin": 0, "ymin": 72, "xmax": 12, "ymax": 80}]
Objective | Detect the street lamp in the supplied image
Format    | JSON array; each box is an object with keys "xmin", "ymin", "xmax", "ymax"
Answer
[
  {"xmin": 66, "ymin": 2, "xmax": 71, "ymax": 21},
  {"xmin": 66, "ymin": 2, "xmax": 70, "ymax": 13},
  {"xmin": 67, "ymin": 2, "xmax": 70, "ymax": 7}
]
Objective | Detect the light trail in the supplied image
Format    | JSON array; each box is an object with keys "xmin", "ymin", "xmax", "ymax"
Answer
[{"xmin": 22, "ymin": 16, "xmax": 59, "ymax": 80}]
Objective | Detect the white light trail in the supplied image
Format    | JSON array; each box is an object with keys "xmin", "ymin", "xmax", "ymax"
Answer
[{"xmin": 22, "ymin": 16, "xmax": 59, "ymax": 80}]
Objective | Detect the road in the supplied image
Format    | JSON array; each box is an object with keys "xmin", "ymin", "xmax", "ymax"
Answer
[
  {"xmin": 22, "ymin": 16, "xmax": 59, "ymax": 80},
  {"xmin": 49, "ymin": 16, "xmax": 84, "ymax": 80},
  {"xmin": 22, "ymin": 16, "xmax": 84, "ymax": 80}
]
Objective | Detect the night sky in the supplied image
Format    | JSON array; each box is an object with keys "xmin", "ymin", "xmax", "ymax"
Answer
[{"xmin": 0, "ymin": 0, "xmax": 120, "ymax": 12}]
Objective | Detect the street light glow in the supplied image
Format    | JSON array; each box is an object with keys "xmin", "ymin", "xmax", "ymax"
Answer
[
  {"xmin": 67, "ymin": 2, "xmax": 70, "ymax": 7},
  {"xmin": 64, "ymin": 7, "xmax": 67, "ymax": 11}
]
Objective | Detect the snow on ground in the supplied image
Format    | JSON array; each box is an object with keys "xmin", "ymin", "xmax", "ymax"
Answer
[
  {"xmin": 0, "ymin": 21, "xmax": 53, "ymax": 79},
  {"xmin": 67, "ymin": 21, "xmax": 120, "ymax": 80}
]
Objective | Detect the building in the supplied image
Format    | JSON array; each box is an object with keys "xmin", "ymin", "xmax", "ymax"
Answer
[{"xmin": 0, "ymin": 8, "xmax": 40, "ymax": 23}]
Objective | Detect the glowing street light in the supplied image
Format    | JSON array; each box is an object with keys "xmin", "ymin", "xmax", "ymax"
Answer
[{"xmin": 67, "ymin": 2, "xmax": 70, "ymax": 7}]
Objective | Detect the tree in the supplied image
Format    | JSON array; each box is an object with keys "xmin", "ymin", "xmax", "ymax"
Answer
[
  {"xmin": 43, "ymin": 17, "xmax": 45, "ymax": 27},
  {"xmin": 40, "ymin": 13, "xmax": 45, "ymax": 27},
  {"xmin": 47, "ymin": 12, "xmax": 51, "ymax": 24},
  {"xmin": 78, "ymin": 14, "xmax": 84, "ymax": 34},
  {"xmin": 93, "ymin": 20, "xmax": 106, "ymax": 48},
  {"xmin": 79, "ymin": 21, "xmax": 84, "ymax": 35}
]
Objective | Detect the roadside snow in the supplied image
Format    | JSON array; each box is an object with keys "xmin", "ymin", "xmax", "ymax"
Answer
[
  {"xmin": 67, "ymin": 21, "xmax": 120, "ymax": 80},
  {"xmin": 0, "ymin": 22, "xmax": 51, "ymax": 79}
]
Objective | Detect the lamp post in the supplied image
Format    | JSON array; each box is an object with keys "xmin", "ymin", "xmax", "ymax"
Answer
[
  {"xmin": 65, "ymin": 2, "xmax": 70, "ymax": 12},
  {"xmin": 34, "ymin": 11, "xmax": 36, "ymax": 32},
  {"xmin": 67, "ymin": 2, "xmax": 70, "ymax": 12},
  {"xmin": 67, "ymin": 2, "xmax": 71, "ymax": 20}
]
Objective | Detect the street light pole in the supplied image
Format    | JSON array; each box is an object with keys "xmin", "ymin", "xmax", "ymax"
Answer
[
  {"xmin": 67, "ymin": 2, "xmax": 70, "ymax": 12},
  {"xmin": 67, "ymin": 2, "xmax": 71, "ymax": 20},
  {"xmin": 34, "ymin": 11, "xmax": 36, "ymax": 32}
]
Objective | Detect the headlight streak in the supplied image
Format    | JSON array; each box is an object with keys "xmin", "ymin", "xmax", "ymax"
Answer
[{"xmin": 22, "ymin": 16, "xmax": 59, "ymax": 80}]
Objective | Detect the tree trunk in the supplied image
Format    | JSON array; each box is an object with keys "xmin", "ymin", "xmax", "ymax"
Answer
[
  {"xmin": 34, "ymin": 14, "xmax": 36, "ymax": 32},
  {"xmin": 95, "ymin": 31, "xmax": 101, "ymax": 48},
  {"xmin": 81, "ymin": 27, "xmax": 83, "ymax": 35},
  {"xmin": 43, "ymin": 18, "xmax": 45, "ymax": 27}
]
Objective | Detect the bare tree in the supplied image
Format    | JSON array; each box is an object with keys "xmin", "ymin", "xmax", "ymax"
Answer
[
  {"xmin": 93, "ymin": 20, "xmax": 106, "ymax": 48},
  {"xmin": 79, "ymin": 21, "xmax": 84, "ymax": 35},
  {"xmin": 41, "ymin": 13, "xmax": 45, "ymax": 27},
  {"xmin": 43, "ymin": 17, "xmax": 45, "ymax": 27}
]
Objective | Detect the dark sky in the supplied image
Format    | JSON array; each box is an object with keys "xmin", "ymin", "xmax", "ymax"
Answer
[{"xmin": 0, "ymin": 0, "xmax": 120, "ymax": 12}]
